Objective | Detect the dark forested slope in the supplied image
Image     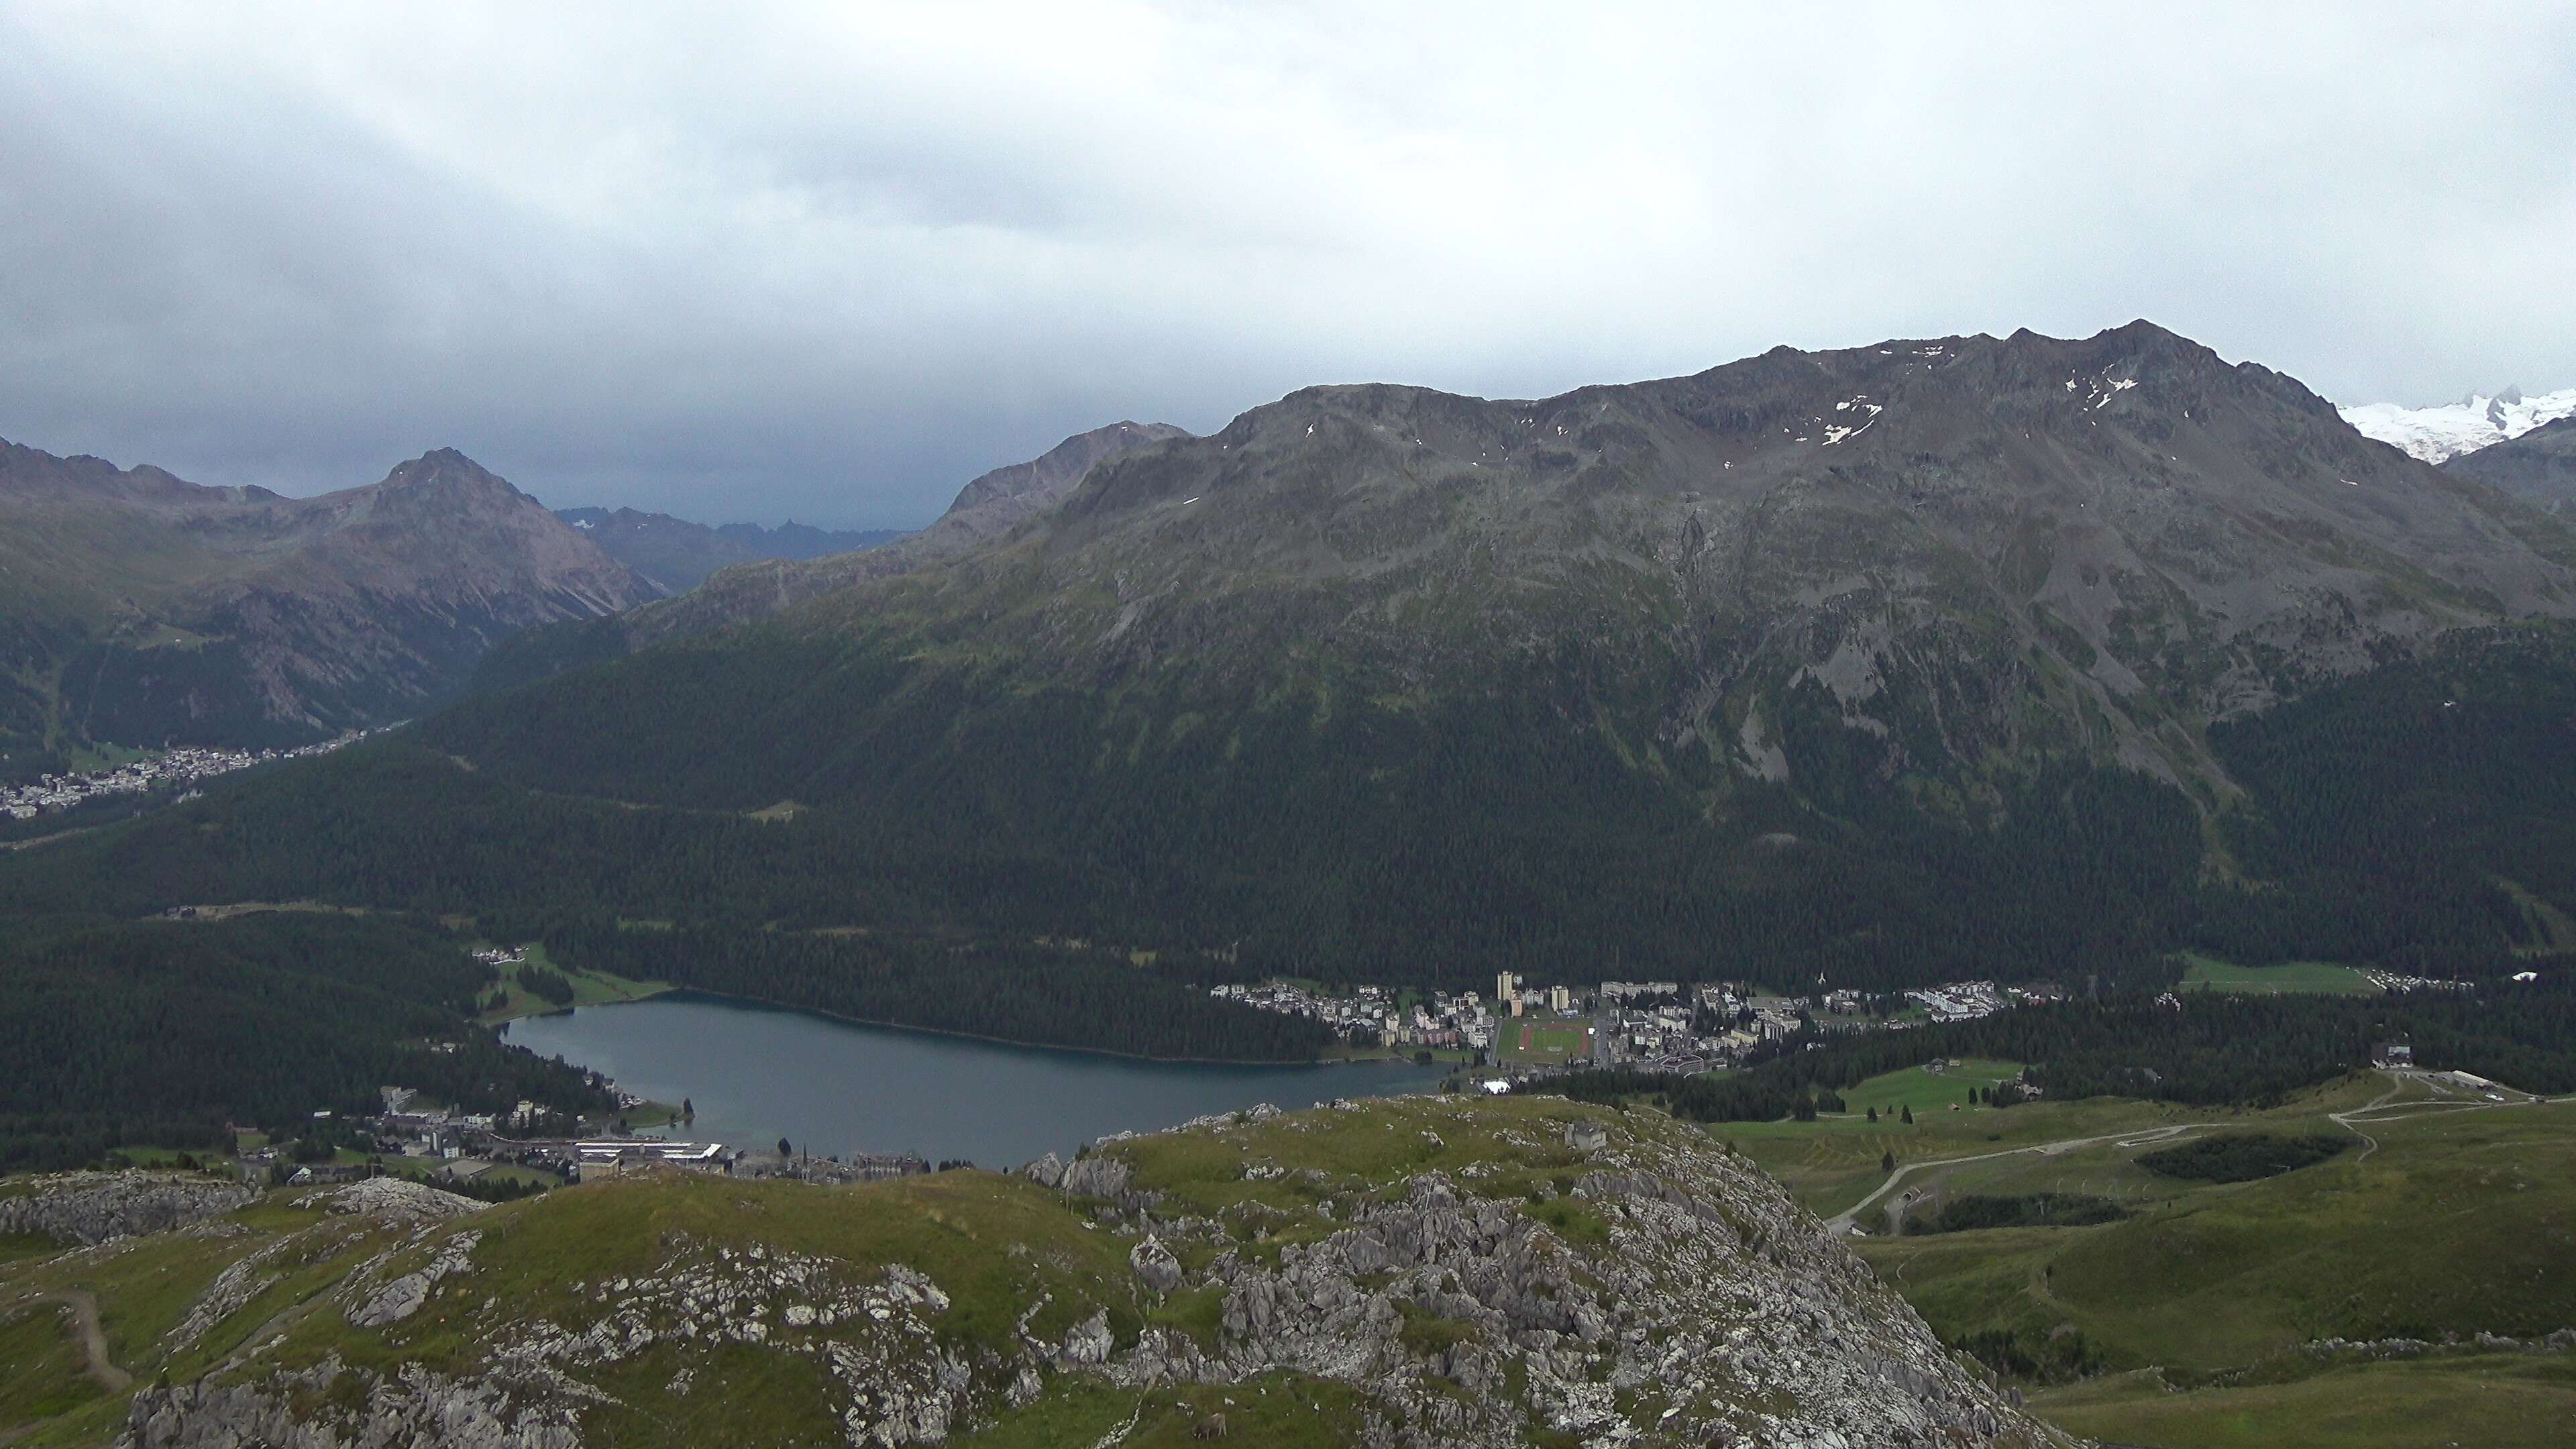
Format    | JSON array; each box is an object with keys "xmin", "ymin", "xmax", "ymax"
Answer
[
  {"xmin": 0, "ymin": 912, "xmax": 612, "ymax": 1172},
  {"xmin": 6, "ymin": 326, "xmax": 2574, "ymax": 1012}
]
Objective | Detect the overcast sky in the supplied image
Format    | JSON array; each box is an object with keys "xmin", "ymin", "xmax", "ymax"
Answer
[{"xmin": 4, "ymin": 3, "xmax": 2571, "ymax": 527}]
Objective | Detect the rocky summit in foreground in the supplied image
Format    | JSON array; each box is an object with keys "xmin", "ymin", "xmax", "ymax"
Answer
[{"xmin": 0, "ymin": 1097, "xmax": 2057, "ymax": 1449}]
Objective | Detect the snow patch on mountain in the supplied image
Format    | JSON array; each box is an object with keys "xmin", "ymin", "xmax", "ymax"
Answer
[{"xmin": 2340, "ymin": 386, "xmax": 2576, "ymax": 464}]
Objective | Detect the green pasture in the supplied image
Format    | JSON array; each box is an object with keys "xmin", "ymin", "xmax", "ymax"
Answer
[{"xmin": 2178, "ymin": 952, "xmax": 2379, "ymax": 996}]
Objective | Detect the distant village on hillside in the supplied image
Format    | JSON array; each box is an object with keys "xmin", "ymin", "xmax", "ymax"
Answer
[{"xmin": 3, "ymin": 729, "xmax": 377, "ymax": 820}]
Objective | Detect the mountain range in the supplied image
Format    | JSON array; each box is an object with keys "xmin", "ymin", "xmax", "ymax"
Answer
[
  {"xmin": 552, "ymin": 508, "xmax": 908, "ymax": 594},
  {"xmin": 2341, "ymin": 384, "xmax": 2576, "ymax": 464},
  {"xmin": 0, "ymin": 442, "xmax": 653, "ymax": 777},
  {"xmin": 475, "ymin": 419, "xmax": 1191, "ymax": 686},
  {"xmin": 20, "ymin": 321, "xmax": 2576, "ymax": 997},
  {"xmin": 2443, "ymin": 413, "xmax": 2576, "ymax": 513},
  {"xmin": 478, "ymin": 321, "xmax": 2573, "ymax": 800},
  {"xmin": 0, "ymin": 422, "xmax": 1183, "ymax": 781}
]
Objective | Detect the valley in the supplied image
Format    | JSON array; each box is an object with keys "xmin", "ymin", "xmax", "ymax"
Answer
[
  {"xmin": 1564, "ymin": 1063, "xmax": 2576, "ymax": 1446},
  {"xmin": 7, "ymin": 324, "xmax": 2576, "ymax": 1448},
  {"xmin": 13, "ymin": 12, "xmax": 2573, "ymax": 1444}
]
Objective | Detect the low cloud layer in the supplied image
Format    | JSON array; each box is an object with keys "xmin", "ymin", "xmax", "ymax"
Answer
[{"xmin": 4, "ymin": 2, "xmax": 2571, "ymax": 526}]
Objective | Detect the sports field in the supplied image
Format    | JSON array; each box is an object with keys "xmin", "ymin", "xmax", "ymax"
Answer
[{"xmin": 2178, "ymin": 952, "xmax": 2379, "ymax": 996}]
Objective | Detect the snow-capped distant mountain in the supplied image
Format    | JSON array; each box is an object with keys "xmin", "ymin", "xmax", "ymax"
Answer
[{"xmin": 2339, "ymin": 386, "xmax": 2576, "ymax": 464}]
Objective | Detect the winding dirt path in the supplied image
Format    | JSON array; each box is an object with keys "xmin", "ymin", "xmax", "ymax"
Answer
[
  {"xmin": 1832, "ymin": 1069, "xmax": 2569, "ymax": 1235},
  {"xmin": 1826, "ymin": 1122, "xmax": 2213, "ymax": 1234},
  {"xmin": 10, "ymin": 1290, "xmax": 129, "ymax": 1392}
]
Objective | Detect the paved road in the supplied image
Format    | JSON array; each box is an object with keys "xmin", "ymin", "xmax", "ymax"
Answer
[
  {"xmin": 1825, "ymin": 1122, "xmax": 2214, "ymax": 1235},
  {"xmin": 1832, "ymin": 1070, "xmax": 2565, "ymax": 1234}
]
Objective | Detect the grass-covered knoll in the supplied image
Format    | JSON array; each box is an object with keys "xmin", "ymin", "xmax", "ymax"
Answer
[
  {"xmin": 0, "ymin": 1301, "xmax": 104, "ymax": 1432},
  {"xmin": 2179, "ymin": 953, "xmax": 2379, "ymax": 996},
  {"xmin": 1108, "ymin": 1093, "xmax": 1607, "ymax": 1238},
  {"xmin": 1838, "ymin": 1057, "xmax": 2027, "ymax": 1117},
  {"xmin": 2136, "ymin": 1132, "xmax": 2349, "ymax": 1183},
  {"xmin": 945, "ymin": 1370, "xmax": 1383, "ymax": 1449},
  {"xmin": 0, "ymin": 1169, "xmax": 1154, "ymax": 1449},
  {"xmin": 1, "ymin": 1095, "xmax": 2045, "ymax": 1449},
  {"xmin": 1903, "ymin": 1193, "xmax": 2127, "ymax": 1234},
  {"xmin": 2032, "ymin": 1355, "xmax": 2576, "ymax": 1449},
  {"xmin": 1845, "ymin": 1094, "xmax": 2576, "ymax": 1446},
  {"xmin": 1721, "ymin": 1086, "xmax": 2196, "ymax": 1218},
  {"xmin": 294, "ymin": 1170, "xmax": 1142, "ymax": 1388},
  {"xmin": 473, "ymin": 941, "xmax": 669, "ymax": 1024}
]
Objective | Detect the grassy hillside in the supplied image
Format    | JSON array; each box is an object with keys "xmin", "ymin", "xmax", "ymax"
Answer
[
  {"xmin": 0, "ymin": 1096, "xmax": 2053, "ymax": 1449},
  {"xmin": 1819, "ymin": 1083, "xmax": 2576, "ymax": 1446}
]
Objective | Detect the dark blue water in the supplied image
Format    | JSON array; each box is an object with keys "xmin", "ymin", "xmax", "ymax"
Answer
[{"xmin": 501, "ymin": 991, "xmax": 1448, "ymax": 1169}]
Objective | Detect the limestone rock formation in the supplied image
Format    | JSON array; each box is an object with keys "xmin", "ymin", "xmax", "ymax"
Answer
[
  {"xmin": 95, "ymin": 1098, "xmax": 2063, "ymax": 1449},
  {"xmin": 0, "ymin": 1171, "xmax": 258, "ymax": 1246}
]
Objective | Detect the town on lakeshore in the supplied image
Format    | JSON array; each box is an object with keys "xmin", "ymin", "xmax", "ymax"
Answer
[
  {"xmin": 186, "ymin": 947, "xmax": 2548, "ymax": 1200},
  {"xmin": 234, "ymin": 1080, "xmax": 938, "ymax": 1196},
  {"xmin": 1216, "ymin": 971, "xmax": 2051, "ymax": 1082},
  {"xmin": 2, "ymin": 729, "xmax": 376, "ymax": 821}
]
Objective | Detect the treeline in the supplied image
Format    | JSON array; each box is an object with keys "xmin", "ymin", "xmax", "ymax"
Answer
[
  {"xmin": 0, "ymin": 627, "xmax": 2430, "ymax": 996},
  {"xmin": 5, "ymin": 622, "xmax": 2575, "ymax": 1014},
  {"xmin": 1525, "ymin": 973, "xmax": 2576, "ymax": 1120},
  {"xmin": 1536, "ymin": 1065, "xmax": 1845, "ymax": 1123},
  {"xmin": 0, "ymin": 913, "xmax": 612, "ymax": 1173},
  {"xmin": 2135, "ymin": 1133, "xmax": 2349, "ymax": 1183},
  {"xmin": 519, "ymin": 963, "xmax": 577, "ymax": 1006},
  {"xmin": 540, "ymin": 919, "xmax": 1333, "ymax": 1063},
  {"xmin": 2204, "ymin": 623, "xmax": 2576, "ymax": 970},
  {"xmin": 1904, "ymin": 1193, "xmax": 2127, "ymax": 1234}
]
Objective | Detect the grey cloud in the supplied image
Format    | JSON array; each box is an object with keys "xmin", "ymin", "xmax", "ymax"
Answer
[{"xmin": 3, "ymin": 1, "xmax": 2571, "ymax": 527}]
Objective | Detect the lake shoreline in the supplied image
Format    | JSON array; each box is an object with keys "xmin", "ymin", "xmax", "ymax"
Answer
[
  {"xmin": 537, "ymin": 983, "xmax": 1438, "ymax": 1071},
  {"xmin": 500, "ymin": 994, "xmax": 1454, "ymax": 1169}
]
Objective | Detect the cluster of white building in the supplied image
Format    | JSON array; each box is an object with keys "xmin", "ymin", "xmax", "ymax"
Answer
[
  {"xmin": 1902, "ymin": 980, "xmax": 2011, "ymax": 1022},
  {"xmin": 1217, "ymin": 969, "xmax": 2080, "ymax": 1077},
  {"xmin": 2365, "ymin": 970, "xmax": 2477, "ymax": 994},
  {"xmin": 1210, "ymin": 981, "xmax": 1497, "ymax": 1050},
  {"xmin": 2, "ymin": 729, "xmax": 374, "ymax": 820}
]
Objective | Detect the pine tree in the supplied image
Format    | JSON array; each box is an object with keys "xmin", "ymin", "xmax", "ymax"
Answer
[
  {"xmin": 1866, "ymin": 1106, "xmax": 1878, "ymax": 1122},
  {"xmin": 1900, "ymin": 1104, "xmax": 1914, "ymax": 1125},
  {"xmin": 1881, "ymin": 1150, "xmax": 1895, "ymax": 1172}
]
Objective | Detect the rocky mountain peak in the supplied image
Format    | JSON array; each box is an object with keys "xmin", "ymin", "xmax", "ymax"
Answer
[
  {"xmin": 0, "ymin": 435, "xmax": 655, "ymax": 759},
  {"xmin": 369, "ymin": 447, "xmax": 531, "ymax": 505}
]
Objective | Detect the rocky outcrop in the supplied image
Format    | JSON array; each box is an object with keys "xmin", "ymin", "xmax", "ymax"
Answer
[
  {"xmin": 124, "ymin": 1355, "xmax": 584, "ymax": 1449},
  {"xmin": 301, "ymin": 1177, "xmax": 484, "ymax": 1225},
  {"xmin": 1055, "ymin": 1155, "xmax": 1131, "ymax": 1199},
  {"xmin": 0, "ymin": 1171, "xmax": 258, "ymax": 1246},
  {"xmin": 109, "ymin": 1100, "xmax": 2057, "ymax": 1449},
  {"xmin": 1128, "ymin": 1236, "xmax": 1183, "ymax": 1295},
  {"xmin": 347, "ymin": 1230, "xmax": 483, "ymax": 1328}
]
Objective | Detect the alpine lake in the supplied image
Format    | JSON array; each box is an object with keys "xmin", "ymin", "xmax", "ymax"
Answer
[{"xmin": 500, "ymin": 990, "xmax": 1454, "ymax": 1169}]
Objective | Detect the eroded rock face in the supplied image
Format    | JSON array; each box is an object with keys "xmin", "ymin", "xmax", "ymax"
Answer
[
  {"xmin": 303, "ymin": 1177, "xmax": 484, "ymax": 1225},
  {"xmin": 347, "ymin": 1231, "xmax": 484, "ymax": 1328},
  {"xmin": 112, "ymin": 1104, "xmax": 2054, "ymax": 1449},
  {"xmin": 0, "ymin": 1171, "xmax": 259, "ymax": 1246},
  {"xmin": 1056, "ymin": 1155, "xmax": 1131, "ymax": 1199},
  {"xmin": 1128, "ymin": 1236, "xmax": 1183, "ymax": 1295},
  {"xmin": 125, "ymin": 1355, "xmax": 582, "ymax": 1449}
]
